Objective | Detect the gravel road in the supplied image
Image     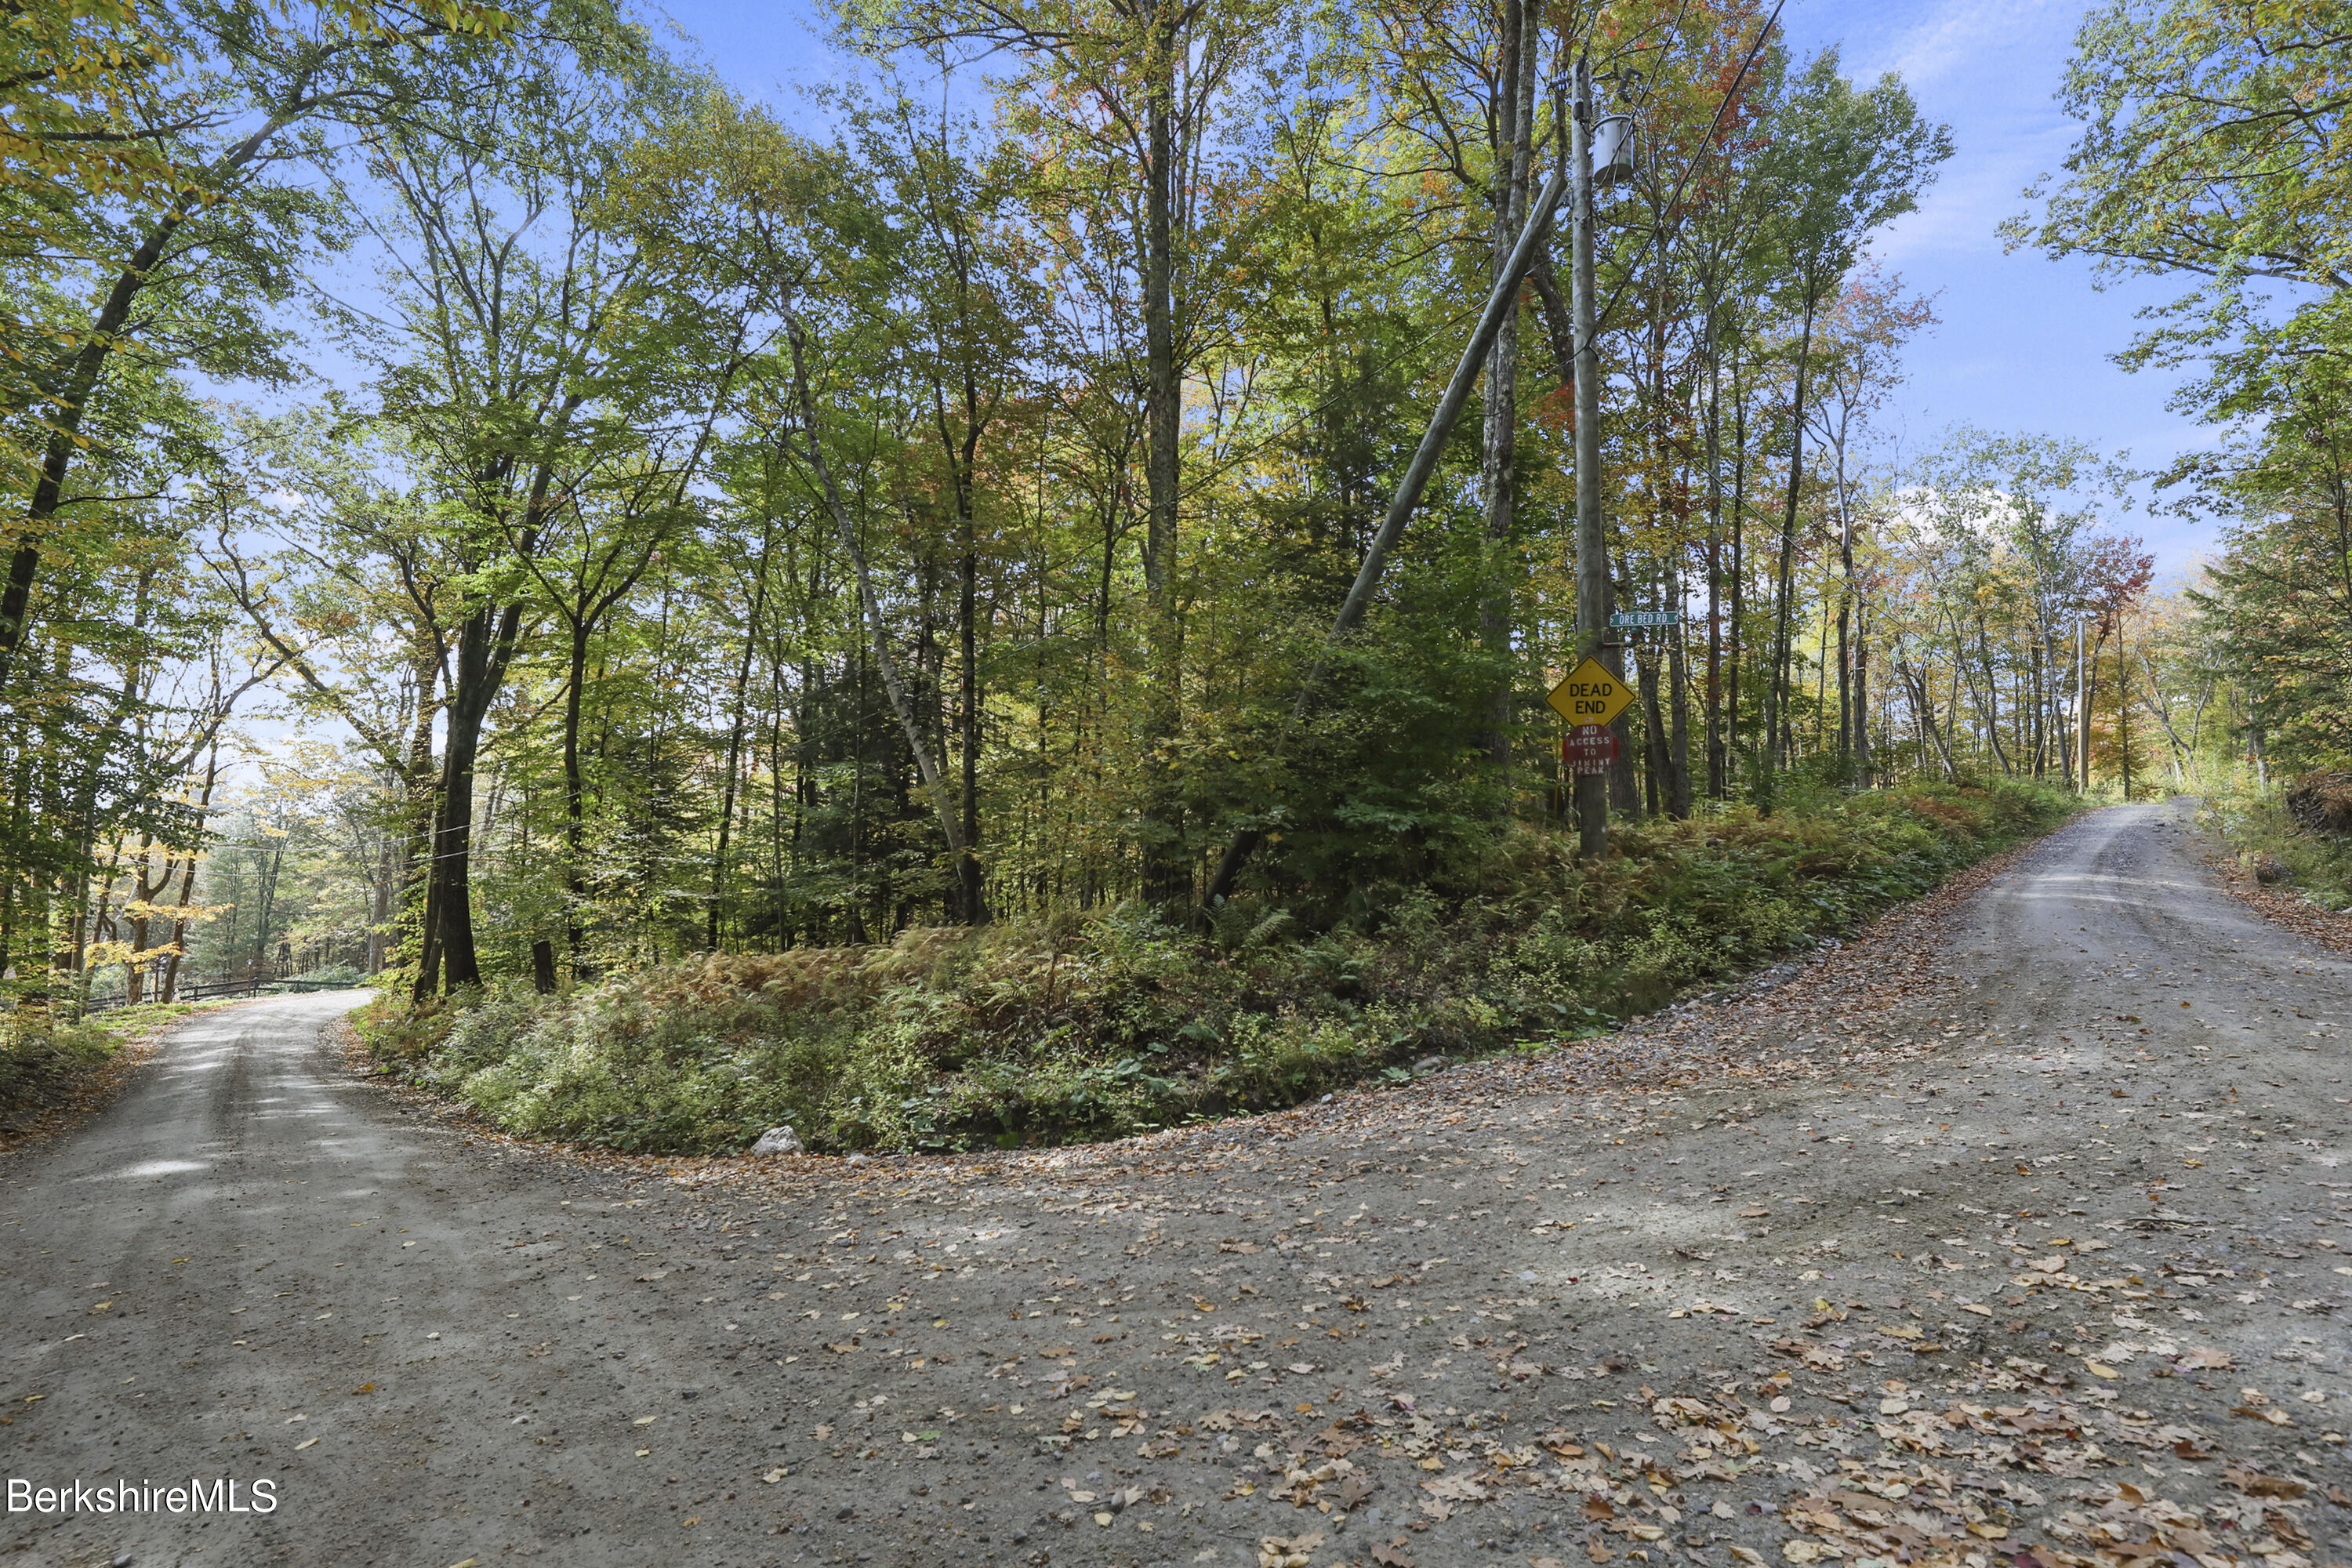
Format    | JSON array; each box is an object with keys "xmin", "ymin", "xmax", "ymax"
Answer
[{"xmin": 5, "ymin": 800, "xmax": 2348, "ymax": 1568}]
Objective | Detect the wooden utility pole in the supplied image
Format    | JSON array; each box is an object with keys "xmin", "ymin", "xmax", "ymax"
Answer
[
  {"xmin": 1571, "ymin": 58, "xmax": 1612, "ymax": 858},
  {"xmin": 1201, "ymin": 166, "xmax": 1571, "ymax": 906}
]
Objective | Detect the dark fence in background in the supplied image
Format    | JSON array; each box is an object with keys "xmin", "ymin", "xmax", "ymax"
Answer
[{"xmin": 77, "ymin": 975, "xmax": 359, "ymax": 1016}]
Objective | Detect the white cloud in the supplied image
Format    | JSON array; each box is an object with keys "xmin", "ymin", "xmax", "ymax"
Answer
[{"xmin": 1863, "ymin": 0, "xmax": 2051, "ymax": 88}]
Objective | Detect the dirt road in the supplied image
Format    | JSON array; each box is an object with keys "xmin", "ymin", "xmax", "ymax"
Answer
[{"xmin": 5, "ymin": 800, "xmax": 2347, "ymax": 1568}]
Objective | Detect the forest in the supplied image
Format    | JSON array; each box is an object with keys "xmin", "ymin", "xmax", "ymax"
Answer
[{"xmin": 3, "ymin": 0, "xmax": 2343, "ymax": 1149}]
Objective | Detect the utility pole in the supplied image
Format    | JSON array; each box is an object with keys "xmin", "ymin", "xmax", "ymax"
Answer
[
  {"xmin": 1572, "ymin": 56, "xmax": 1611, "ymax": 858},
  {"xmin": 1201, "ymin": 164, "xmax": 1571, "ymax": 906}
]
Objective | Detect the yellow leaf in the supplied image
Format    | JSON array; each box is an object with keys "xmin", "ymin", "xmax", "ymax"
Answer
[{"xmin": 2085, "ymin": 1362, "xmax": 2118, "ymax": 1379}]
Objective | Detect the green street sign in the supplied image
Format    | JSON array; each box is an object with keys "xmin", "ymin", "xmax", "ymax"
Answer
[{"xmin": 1609, "ymin": 610, "xmax": 1681, "ymax": 628}]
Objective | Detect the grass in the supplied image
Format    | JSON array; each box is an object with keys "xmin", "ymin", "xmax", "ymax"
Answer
[
  {"xmin": 0, "ymin": 996, "xmax": 255, "ymax": 1128},
  {"xmin": 355, "ymin": 777, "xmax": 2078, "ymax": 1156}
]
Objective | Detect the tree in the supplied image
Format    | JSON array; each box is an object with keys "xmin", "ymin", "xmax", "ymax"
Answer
[
  {"xmin": 1752, "ymin": 53, "xmax": 1948, "ymax": 804},
  {"xmin": 1803, "ymin": 263, "xmax": 1934, "ymax": 777},
  {"xmin": 0, "ymin": 0, "xmax": 521, "ymax": 702},
  {"xmin": 866, "ymin": 0, "xmax": 1290, "ymax": 904}
]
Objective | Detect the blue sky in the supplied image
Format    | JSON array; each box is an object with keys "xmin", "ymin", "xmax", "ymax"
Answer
[{"xmin": 667, "ymin": 0, "xmax": 2212, "ymax": 568}]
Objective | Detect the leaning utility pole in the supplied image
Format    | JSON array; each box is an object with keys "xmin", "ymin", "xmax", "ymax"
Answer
[
  {"xmin": 1200, "ymin": 166, "xmax": 1571, "ymax": 906},
  {"xmin": 1571, "ymin": 57, "xmax": 1611, "ymax": 859}
]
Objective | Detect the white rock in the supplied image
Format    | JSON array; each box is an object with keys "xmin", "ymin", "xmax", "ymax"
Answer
[{"xmin": 749, "ymin": 1126, "xmax": 803, "ymax": 1156}]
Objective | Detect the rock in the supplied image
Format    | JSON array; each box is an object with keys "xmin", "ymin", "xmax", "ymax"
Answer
[
  {"xmin": 2254, "ymin": 855, "xmax": 2291, "ymax": 886},
  {"xmin": 748, "ymin": 1126, "xmax": 803, "ymax": 1156}
]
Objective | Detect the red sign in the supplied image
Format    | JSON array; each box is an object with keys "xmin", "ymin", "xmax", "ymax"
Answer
[{"xmin": 1561, "ymin": 724, "xmax": 1618, "ymax": 775}]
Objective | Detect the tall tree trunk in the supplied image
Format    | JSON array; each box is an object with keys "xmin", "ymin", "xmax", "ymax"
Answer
[
  {"xmin": 1726, "ymin": 341, "xmax": 1748, "ymax": 779},
  {"xmin": 1835, "ymin": 501, "xmax": 1853, "ymax": 765},
  {"xmin": 1639, "ymin": 639, "xmax": 1668, "ymax": 818},
  {"xmin": 1761, "ymin": 292, "xmax": 1818, "ymax": 809},
  {"xmin": 781, "ymin": 309, "xmax": 971, "ymax": 876},
  {"xmin": 422, "ymin": 593, "xmax": 527, "ymax": 998},
  {"xmin": 2115, "ymin": 629, "xmax": 2132, "ymax": 800},
  {"xmin": 1667, "ymin": 563, "xmax": 1692, "ymax": 818},
  {"xmin": 956, "ymin": 487, "xmax": 986, "ymax": 924},
  {"xmin": 1606, "ymin": 575, "xmax": 1637, "ymax": 815},
  {"xmin": 935, "ymin": 369, "xmax": 992, "ymax": 927},
  {"xmin": 1479, "ymin": 0, "xmax": 1538, "ymax": 770},
  {"xmin": 123, "ymin": 834, "xmax": 158, "ymax": 1006},
  {"xmin": 1139, "ymin": 0, "xmax": 1187, "ymax": 903},
  {"xmin": 710, "ymin": 529, "xmax": 776, "ymax": 950},
  {"xmin": 159, "ymin": 746, "xmax": 217, "ymax": 1003},
  {"xmin": 1704, "ymin": 307, "xmax": 1726, "ymax": 800},
  {"xmin": 1852, "ymin": 593, "xmax": 1871, "ymax": 784},
  {"xmin": 562, "ymin": 616, "xmax": 593, "ymax": 971}
]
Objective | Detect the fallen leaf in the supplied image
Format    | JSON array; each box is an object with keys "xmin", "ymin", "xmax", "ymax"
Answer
[
  {"xmin": 2225, "ymin": 1465, "xmax": 2307, "ymax": 1499},
  {"xmin": 2084, "ymin": 1362, "xmax": 2118, "ymax": 1380},
  {"xmin": 1421, "ymin": 1474, "xmax": 1487, "ymax": 1503}
]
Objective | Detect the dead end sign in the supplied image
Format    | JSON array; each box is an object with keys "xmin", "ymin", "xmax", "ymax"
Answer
[{"xmin": 1547, "ymin": 657, "xmax": 1633, "ymax": 727}]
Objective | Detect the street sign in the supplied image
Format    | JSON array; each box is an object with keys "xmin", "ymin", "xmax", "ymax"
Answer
[
  {"xmin": 1561, "ymin": 724, "xmax": 1618, "ymax": 775},
  {"xmin": 1547, "ymin": 656, "xmax": 1635, "ymax": 727},
  {"xmin": 1609, "ymin": 610, "xmax": 1681, "ymax": 628}
]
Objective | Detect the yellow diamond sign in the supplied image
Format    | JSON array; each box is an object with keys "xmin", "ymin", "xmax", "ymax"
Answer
[{"xmin": 1547, "ymin": 657, "xmax": 1633, "ymax": 727}]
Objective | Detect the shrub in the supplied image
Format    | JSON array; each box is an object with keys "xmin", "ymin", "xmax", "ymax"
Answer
[{"xmin": 363, "ymin": 779, "xmax": 2077, "ymax": 1155}]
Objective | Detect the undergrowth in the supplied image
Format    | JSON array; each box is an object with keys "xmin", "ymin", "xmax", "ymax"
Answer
[
  {"xmin": 0, "ymin": 998, "xmax": 246, "ymax": 1127},
  {"xmin": 2201, "ymin": 776, "xmax": 2352, "ymax": 913},
  {"xmin": 356, "ymin": 779, "xmax": 2076, "ymax": 1156}
]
